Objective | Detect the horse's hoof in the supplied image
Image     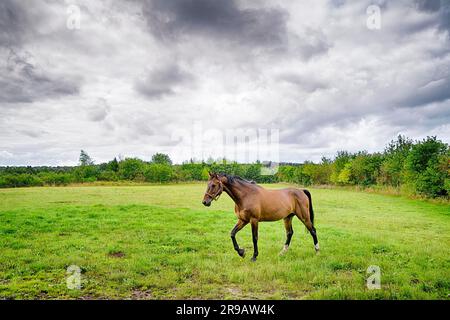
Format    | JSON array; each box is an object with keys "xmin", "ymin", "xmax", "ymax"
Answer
[
  {"xmin": 251, "ymin": 257, "xmax": 257, "ymax": 262},
  {"xmin": 314, "ymin": 243, "xmax": 320, "ymax": 254},
  {"xmin": 279, "ymin": 245, "xmax": 289, "ymax": 256},
  {"xmin": 238, "ymin": 249, "xmax": 245, "ymax": 258}
]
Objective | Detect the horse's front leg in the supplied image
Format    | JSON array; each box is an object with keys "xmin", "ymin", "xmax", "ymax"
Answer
[
  {"xmin": 250, "ymin": 219, "xmax": 258, "ymax": 262},
  {"xmin": 230, "ymin": 219, "xmax": 248, "ymax": 258}
]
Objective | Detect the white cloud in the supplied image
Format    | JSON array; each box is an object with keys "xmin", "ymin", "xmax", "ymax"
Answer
[{"xmin": 0, "ymin": 151, "xmax": 13, "ymax": 159}]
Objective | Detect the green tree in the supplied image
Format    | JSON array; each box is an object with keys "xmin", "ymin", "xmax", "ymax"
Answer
[
  {"xmin": 277, "ymin": 165, "xmax": 296, "ymax": 183},
  {"xmin": 201, "ymin": 167, "xmax": 210, "ymax": 181},
  {"xmin": 380, "ymin": 135, "xmax": 413, "ymax": 187},
  {"xmin": 350, "ymin": 152, "xmax": 383, "ymax": 186},
  {"xmin": 107, "ymin": 157, "xmax": 119, "ymax": 172},
  {"xmin": 302, "ymin": 160, "xmax": 333, "ymax": 185},
  {"xmin": 118, "ymin": 158, "xmax": 145, "ymax": 180},
  {"xmin": 337, "ymin": 162, "xmax": 352, "ymax": 184},
  {"xmin": 404, "ymin": 136, "xmax": 448, "ymax": 197},
  {"xmin": 151, "ymin": 153, "xmax": 172, "ymax": 165},
  {"xmin": 293, "ymin": 165, "xmax": 311, "ymax": 186},
  {"xmin": 144, "ymin": 163, "xmax": 173, "ymax": 183},
  {"xmin": 330, "ymin": 151, "xmax": 353, "ymax": 184},
  {"xmin": 73, "ymin": 165, "xmax": 98, "ymax": 182},
  {"xmin": 79, "ymin": 150, "xmax": 94, "ymax": 166},
  {"xmin": 244, "ymin": 163, "xmax": 261, "ymax": 181}
]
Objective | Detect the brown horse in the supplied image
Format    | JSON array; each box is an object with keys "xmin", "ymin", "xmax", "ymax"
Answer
[{"xmin": 202, "ymin": 172, "xmax": 319, "ymax": 261}]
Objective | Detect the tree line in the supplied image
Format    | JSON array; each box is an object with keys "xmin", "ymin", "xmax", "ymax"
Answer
[{"xmin": 0, "ymin": 135, "xmax": 448, "ymax": 198}]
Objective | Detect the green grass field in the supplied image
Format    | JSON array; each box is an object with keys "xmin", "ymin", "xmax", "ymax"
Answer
[{"xmin": 0, "ymin": 183, "xmax": 449, "ymax": 299}]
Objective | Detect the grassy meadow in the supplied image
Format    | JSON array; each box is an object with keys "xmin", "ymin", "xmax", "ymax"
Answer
[{"xmin": 0, "ymin": 183, "xmax": 449, "ymax": 299}]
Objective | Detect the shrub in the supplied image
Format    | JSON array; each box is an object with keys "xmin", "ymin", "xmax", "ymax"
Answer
[
  {"xmin": 73, "ymin": 165, "xmax": 98, "ymax": 182},
  {"xmin": 0, "ymin": 174, "xmax": 43, "ymax": 188},
  {"xmin": 144, "ymin": 163, "xmax": 173, "ymax": 183},
  {"xmin": 97, "ymin": 170, "xmax": 119, "ymax": 181},
  {"xmin": 151, "ymin": 153, "xmax": 172, "ymax": 165},
  {"xmin": 404, "ymin": 137, "xmax": 448, "ymax": 197},
  {"xmin": 337, "ymin": 163, "xmax": 352, "ymax": 185},
  {"xmin": 118, "ymin": 158, "xmax": 146, "ymax": 180},
  {"xmin": 38, "ymin": 172, "xmax": 74, "ymax": 185},
  {"xmin": 350, "ymin": 152, "xmax": 383, "ymax": 186}
]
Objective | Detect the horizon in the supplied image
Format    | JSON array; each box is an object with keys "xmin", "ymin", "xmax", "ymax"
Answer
[{"xmin": 0, "ymin": 133, "xmax": 446, "ymax": 167}]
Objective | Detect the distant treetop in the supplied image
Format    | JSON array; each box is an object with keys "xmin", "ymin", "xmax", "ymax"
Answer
[
  {"xmin": 79, "ymin": 150, "xmax": 94, "ymax": 166},
  {"xmin": 151, "ymin": 153, "xmax": 172, "ymax": 165}
]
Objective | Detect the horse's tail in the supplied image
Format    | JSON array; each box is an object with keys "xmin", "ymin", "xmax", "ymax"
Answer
[{"xmin": 303, "ymin": 189, "xmax": 314, "ymax": 225}]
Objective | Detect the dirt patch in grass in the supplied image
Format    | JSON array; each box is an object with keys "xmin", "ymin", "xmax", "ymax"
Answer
[
  {"xmin": 108, "ymin": 251, "xmax": 125, "ymax": 258},
  {"xmin": 130, "ymin": 289, "xmax": 153, "ymax": 300},
  {"xmin": 225, "ymin": 286, "xmax": 242, "ymax": 298}
]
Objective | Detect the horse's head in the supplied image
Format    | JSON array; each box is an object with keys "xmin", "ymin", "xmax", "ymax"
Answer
[{"xmin": 202, "ymin": 172, "xmax": 225, "ymax": 207}]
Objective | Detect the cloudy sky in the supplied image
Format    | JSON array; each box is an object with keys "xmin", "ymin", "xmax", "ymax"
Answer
[{"xmin": 0, "ymin": 0, "xmax": 449, "ymax": 166}]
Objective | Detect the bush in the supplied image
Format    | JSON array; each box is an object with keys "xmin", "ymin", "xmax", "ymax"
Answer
[
  {"xmin": 97, "ymin": 170, "xmax": 119, "ymax": 181},
  {"xmin": 118, "ymin": 158, "xmax": 145, "ymax": 180},
  {"xmin": 73, "ymin": 165, "xmax": 98, "ymax": 182},
  {"xmin": 0, "ymin": 174, "xmax": 43, "ymax": 188},
  {"xmin": 179, "ymin": 163, "xmax": 204, "ymax": 181},
  {"xmin": 201, "ymin": 167, "xmax": 210, "ymax": 181},
  {"xmin": 379, "ymin": 135, "xmax": 412, "ymax": 187},
  {"xmin": 404, "ymin": 137, "xmax": 448, "ymax": 197},
  {"xmin": 38, "ymin": 172, "xmax": 74, "ymax": 185},
  {"xmin": 302, "ymin": 162, "xmax": 332, "ymax": 185},
  {"xmin": 144, "ymin": 163, "xmax": 173, "ymax": 183},
  {"xmin": 276, "ymin": 165, "xmax": 296, "ymax": 183},
  {"xmin": 151, "ymin": 153, "xmax": 172, "ymax": 165},
  {"xmin": 337, "ymin": 163, "xmax": 352, "ymax": 185},
  {"xmin": 350, "ymin": 152, "xmax": 383, "ymax": 186},
  {"xmin": 293, "ymin": 166, "xmax": 311, "ymax": 186},
  {"xmin": 244, "ymin": 164, "xmax": 261, "ymax": 182},
  {"xmin": 330, "ymin": 151, "xmax": 353, "ymax": 184}
]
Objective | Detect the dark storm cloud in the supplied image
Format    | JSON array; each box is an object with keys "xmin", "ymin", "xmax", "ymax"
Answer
[
  {"xmin": 0, "ymin": 0, "xmax": 82, "ymax": 104},
  {"xmin": 0, "ymin": 0, "xmax": 29, "ymax": 46},
  {"xmin": 400, "ymin": 78, "xmax": 450, "ymax": 108},
  {"xmin": 0, "ymin": 0, "xmax": 52, "ymax": 47},
  {"xmin": 435, "ymin": 1, "xmax": 450, "ymax": 34},
  {"xmin": 87, "ymin": 98, "xmax": 111, "ymax": 122},
  {"xmin": 142, "ymin": 0, "xmax": 289, "ymax": 49},
  {"xmin": 414, "ymin": 0, "xmax": 450, "ymax": 35},
  {"xmin": 135, "ymin": 64, "xmax": 193, "ymax": 99},
  {"xmin": 0, "ymin": 50, "xmax": 80, "ymax": 104},
  {"xmin": 415, "ymin": 0, "xmax": 442, "ymax": 12}
]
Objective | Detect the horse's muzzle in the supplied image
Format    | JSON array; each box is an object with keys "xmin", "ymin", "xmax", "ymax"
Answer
[{"xmin": 202, "ymin": 200, "xmax": 211, "ymax": 207}]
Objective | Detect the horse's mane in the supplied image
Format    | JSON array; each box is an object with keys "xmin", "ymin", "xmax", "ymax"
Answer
[{"xmin": 218, "ymin": 173, "xmax": 257, "ymax": 186}]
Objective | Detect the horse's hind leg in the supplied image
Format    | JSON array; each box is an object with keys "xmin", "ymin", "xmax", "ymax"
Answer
[
  {"xmin": 230, "ymin": 219, "xmax": 248, "ymax": 258},
  {"xmin": 294, "ymin": 202, "xmax": 319, "ymax": 253},
  {"xmin": 280, "ymin": 214, "xmax": 294, "ymax": 255},
  {"xmin": 250, "ymin": 218, "xmax": 259, "ymax": 262},
  {"xmin": 304, "ymin": 220, "xmax": 319, "ymax": 253}
]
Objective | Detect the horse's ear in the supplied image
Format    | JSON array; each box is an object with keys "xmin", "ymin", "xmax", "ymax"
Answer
[{"xmin": 208, "ymin": 171, "xmax": 215, "ymax": 178}]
